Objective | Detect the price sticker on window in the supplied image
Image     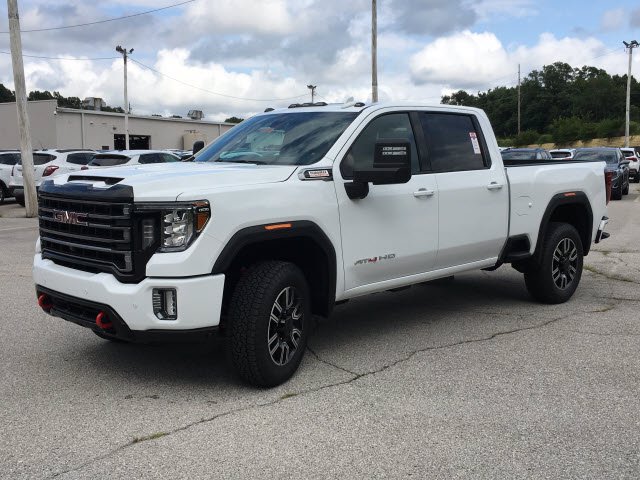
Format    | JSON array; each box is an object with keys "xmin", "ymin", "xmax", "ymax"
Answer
[{"xmin": 469, "ymin": 132, "xmax": 481, "ymax": 154}]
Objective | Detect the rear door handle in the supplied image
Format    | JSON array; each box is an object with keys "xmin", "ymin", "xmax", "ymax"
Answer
[
  {"xmin": 487, "ymin": 182, "xmax": 503, "ymax": 190},
  {"xmin": 414, "ymin": 188, "xmax": 435, "ymax": 198}
]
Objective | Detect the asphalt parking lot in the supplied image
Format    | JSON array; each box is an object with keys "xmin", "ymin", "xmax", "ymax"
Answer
[{"xmin": 1, "ymin": 188, "xmax": 639, "ymax": 480}]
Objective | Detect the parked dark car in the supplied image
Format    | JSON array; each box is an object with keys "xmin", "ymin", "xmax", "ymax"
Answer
[
  {"xmin": 573, "ymin": 148, "xmax": 629, "ymax": 200},
  {"xmin": 500, "ymin": 148, "xmax": 552, "ymax": 164}
]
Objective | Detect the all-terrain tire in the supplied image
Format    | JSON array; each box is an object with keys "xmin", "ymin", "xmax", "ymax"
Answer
[
  {"xmin": 524, "ymin": 222, "xmax": 583, "ymax": 304},
  {"xmin": 228, "ymin": 261, "xmax": 311, "ymax": 387}
]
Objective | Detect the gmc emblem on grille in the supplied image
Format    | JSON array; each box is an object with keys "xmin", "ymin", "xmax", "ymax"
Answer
[{"xmin": 52, "ymin": 210, "xmax": 88, "ymax": 226}]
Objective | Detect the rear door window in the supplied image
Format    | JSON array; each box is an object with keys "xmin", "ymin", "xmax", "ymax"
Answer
[
  {"xmin": 32, "ymin": 154, "xmax": 56, "ymax": 165},
  {"xmin": 0, "ymin": 153, "xmax": 20, "ymax": 165},
  {"xmin": 66, "ymin": 152, "xmax": 94, "ymax": 165},
  {"xmin": 418, "ymin": 113, "xmax": 489, "ymax": 172},
  {"xmin": 139, "ymin": 154, "xmax": 160, "ymax": 164}
]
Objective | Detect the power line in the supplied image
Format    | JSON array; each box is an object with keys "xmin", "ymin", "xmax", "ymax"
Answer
[
  {"xmin": 0, "ymin": 0, "xmax": 196, "ymax": 34},
  {"xmin": 0, "ymin": 50, "xmax": 118, "ymax": 60},
  {"xmin": 130, "ymin": 58, "xmax": 308, "ymax": 102}
]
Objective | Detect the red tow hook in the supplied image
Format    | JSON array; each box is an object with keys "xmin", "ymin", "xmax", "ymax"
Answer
[
  {"xmin": 95, "ymin": 311, "xmax": 113, "ymax": 330},
  {"xmin": 37, "ymin": 294, "xmax": 53, "ymax": 312}
]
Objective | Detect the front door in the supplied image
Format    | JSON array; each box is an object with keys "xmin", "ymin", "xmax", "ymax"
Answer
[{"xmin": 334, "ymin": 111, "xmax": 439, "ymax": 292}]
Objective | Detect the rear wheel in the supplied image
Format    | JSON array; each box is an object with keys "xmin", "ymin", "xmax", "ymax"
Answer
[
  {"xmin": 0, "ymin": 183, "xmax": 6, "ymax": 204},
  {"xmin": 228, "ymin": 261, "xmax": 310, "ymax": 387},
  {"xmin": 623, "ymin": 180, "xmax": 629, "ymax": 195},
  {"xmin": 15, "ymin": 191, "xmax": 25, "ymax": 206},
  {"xmin": 524, "ymin": 222, "xmax": 583, "ymax": 304}
]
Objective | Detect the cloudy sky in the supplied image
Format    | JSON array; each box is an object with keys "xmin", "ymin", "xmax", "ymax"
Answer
[{"xmin": 1, "ymin": 0, "xmax": 640, "ymax": 121}]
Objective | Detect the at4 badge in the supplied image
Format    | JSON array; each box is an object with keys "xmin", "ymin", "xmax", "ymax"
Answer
[{"xmin": 354, "ymin": 254, "xmax": 396, "ymax": 266}]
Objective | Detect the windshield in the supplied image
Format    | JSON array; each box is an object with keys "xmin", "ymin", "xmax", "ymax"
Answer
[
  {"xmin": 195, "ymin": 112, "xmax": 358, "ymax": 166},
  {"xmin": 573, "ymin": 150, "xmax": 617, "ymax": 163}
]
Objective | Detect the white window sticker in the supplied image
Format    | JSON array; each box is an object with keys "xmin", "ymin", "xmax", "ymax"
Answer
[{"xmin": 469, "ymin": 132, "xmax": 481, "ymax": 154}]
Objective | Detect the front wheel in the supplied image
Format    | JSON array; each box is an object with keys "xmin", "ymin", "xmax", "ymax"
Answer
[
  {"xmin": 228, "ymin": 261, "xmax": 310, "ymax": 387},
  {"xmin": 524, "ymin": 222, "xmax": 583, "ymax": 304},
  {"xmin": 623, "ymin": 180, "xmax": 629, "ymax": 195}
]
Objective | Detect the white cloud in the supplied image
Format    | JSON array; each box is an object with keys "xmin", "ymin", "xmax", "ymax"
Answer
[
  {"xmin": 410, "ymin": 30, "xmax": 633, "ymax": 93},
  {"xmin": 468, "ymin": 0, "xmax": 537, "ymax": 20}
]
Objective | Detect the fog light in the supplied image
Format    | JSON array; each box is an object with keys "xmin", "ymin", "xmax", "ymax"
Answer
[{"xmin": 152, "ymin": 288, "xmax": 177, "ymax": 320}]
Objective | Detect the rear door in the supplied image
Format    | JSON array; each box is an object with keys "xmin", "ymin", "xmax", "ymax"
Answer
[
  {"xmin": 417, "ymin": 112, "xmax": 508, "ymax": 269},
  {"xmin": 15, "ymin": 153, "xmax": 56, "ymax": 185}
]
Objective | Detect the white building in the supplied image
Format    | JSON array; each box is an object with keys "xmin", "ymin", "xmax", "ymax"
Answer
[{"xmin": 0, "ymin": 99, "xmax": 236, "ymax": 150}]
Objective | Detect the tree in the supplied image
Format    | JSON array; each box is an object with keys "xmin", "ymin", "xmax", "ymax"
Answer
[
  {"xmin": 0, "ymin": 83, "xmax": 15, "ymax": 102},
  {"xmin": 225, "ymin": 116, "xmax": 244, "ymax": 124}
]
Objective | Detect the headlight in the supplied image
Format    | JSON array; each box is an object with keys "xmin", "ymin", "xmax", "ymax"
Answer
[{"xmin": 136, "ymin": 201, "xmax": 211, "ymax": 252}]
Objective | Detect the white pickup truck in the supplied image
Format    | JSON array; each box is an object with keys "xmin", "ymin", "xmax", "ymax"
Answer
[{"xmin": 33, "ymin": 102, "xmax": 609, "ymax": 386}]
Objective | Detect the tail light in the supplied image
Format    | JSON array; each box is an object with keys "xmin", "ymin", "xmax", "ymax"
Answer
[
  {"xmin": 42, "ymin": 165, "xmax": 59, "ymax": 177},
  {"xmin": 604, "ymin": 171, "xmax": 613, "ymax": 205}
]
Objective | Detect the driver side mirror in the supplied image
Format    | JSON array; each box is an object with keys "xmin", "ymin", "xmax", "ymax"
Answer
[{"xmin": 345, "ymin": 140, "xmax": 412, "ymax": 200}]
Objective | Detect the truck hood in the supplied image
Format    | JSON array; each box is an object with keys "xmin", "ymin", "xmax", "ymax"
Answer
[{"xmin": 57, "ymin": 162, "xmax": 298, "ymax": 201}]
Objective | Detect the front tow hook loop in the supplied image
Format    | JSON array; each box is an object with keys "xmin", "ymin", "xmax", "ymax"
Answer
[
  {"xmin": 38, "ymin": 294, "xmax": 53, "ymax": 312},
  {"xmin": 96, "ymin": 311, "xmax": 113, "ymax": 330}
]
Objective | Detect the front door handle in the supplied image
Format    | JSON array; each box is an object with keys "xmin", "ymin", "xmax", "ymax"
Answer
[
  {"xmin": 487, "ymin": 182, "xmax": 503, "ymax": 190},
  {"xmin": 414, "ymin": 188, "xmax": 435, "ymax": 198}
]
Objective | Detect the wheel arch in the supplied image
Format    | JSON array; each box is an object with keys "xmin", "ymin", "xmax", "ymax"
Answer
[
  {"xmin": 535, "ymin": 192, "xmax": 594, "ymax": 259},
  {"xmin": 212, "ymin": 221, "xmax": 337, "ymax": 320}
]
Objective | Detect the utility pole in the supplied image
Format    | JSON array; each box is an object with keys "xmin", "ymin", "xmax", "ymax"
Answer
[
  {"xmin": 371, "ymin": 0, "xmax": 378, "ymax": 102},
  {"xmin": 623, "ymin": 40, "xmax": 638, "ymax": 148},
  {"xmin": 517, "ymin": 64, "xmax": 521, "ymax": 136},
  {"xmin": 115, "ymin": 45, "xmax": 133, "ymax": 150},
  {"xmin": 307, "ymin": 84, "xmax": 317, "ymax": 103},
  {"xmin": 7, "ymin": 0, "xmax": 37, "ymax": 217}
]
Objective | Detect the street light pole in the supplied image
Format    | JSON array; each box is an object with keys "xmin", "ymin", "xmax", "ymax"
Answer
[
  {"xmin": 307, "ymin": 84, "xmax": 317, "ymax": 103},
  {"xmin": 7, "ymin": 0, "xmax": 37, "ymax": 217},
  {"xmin": 623, "ymin": 40, "xmax": 638, "ymax": 148},
  {"xmin": 116, "ymin": 45, "xmax": 133, "ymax": 150},
  {"xmin": 371, "ymin": 0, "xmax": 378, "ymax": 103}
]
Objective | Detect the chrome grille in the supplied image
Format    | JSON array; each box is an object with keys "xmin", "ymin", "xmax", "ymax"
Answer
[{"xmin": 38, "ymin": 194, "xmax": 134, "ymax": 274}]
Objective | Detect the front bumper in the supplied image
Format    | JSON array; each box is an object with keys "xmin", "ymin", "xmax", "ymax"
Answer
[{"xmin": 33, "ymin": 254, "xmax": 225, "ymax": 336}]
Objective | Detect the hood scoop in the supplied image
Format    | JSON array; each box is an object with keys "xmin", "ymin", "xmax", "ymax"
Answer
[{"xmin": 67, "ymin": 175, "xmax": 123, "ymax": 185}]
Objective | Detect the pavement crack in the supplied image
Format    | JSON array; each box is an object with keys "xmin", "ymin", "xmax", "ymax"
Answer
[
  {"xmin": 307, "ymin": 346, "xmax": 358, "ymax": 376},
  {"xmin": 583, "ymin": 264, "xmax": 640, "ymax": 284}
]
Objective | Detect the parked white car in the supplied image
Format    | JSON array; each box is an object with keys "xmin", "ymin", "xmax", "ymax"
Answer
[
  {"xmin": 0, "ymin": 150, "xmax": 20, "ymax": 203},
  {"xmin": 620, "ymin": 147, "xmax": 639, "ymax": 183},
  {"xmin": 549, "ymin": 148, "xmax": 576, "ymax": 160},
  {"xmin": 82, "ymin": 150, "xmax": 180, "ymax": 169},
  {"xmin": 10, "ymin": 149, "xmax": 95, "ymax": 206}
]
